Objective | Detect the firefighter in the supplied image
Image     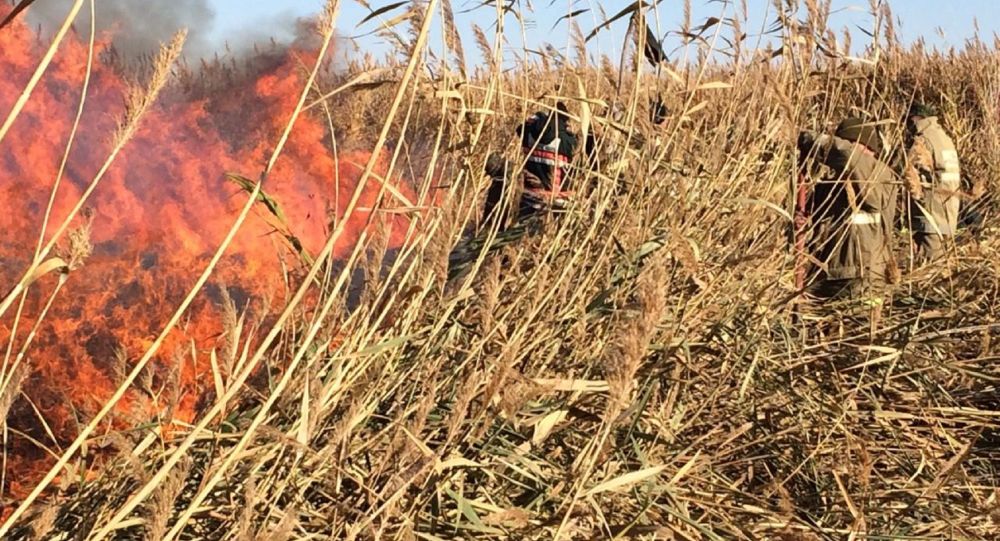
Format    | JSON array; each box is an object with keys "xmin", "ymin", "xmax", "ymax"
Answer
[
  {"xmin": 798, "ymin": 118, "xmax": 900, "ymax": 300},
  {"xmin": 482, "ymin": 101, "xmax": 579, "ymax": 229},
  {"xmin": 903, "ymin": 103, "xmax": 962, "ymax": 261}
]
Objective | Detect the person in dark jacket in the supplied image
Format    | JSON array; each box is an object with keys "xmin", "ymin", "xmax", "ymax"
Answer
[
  {"xmin": 798, "ymin": 118, "xmax": 900, "ymax": 300},
  {"xmin": 482, "ymin": 102, "xmax": 579, "ymax": 230}
]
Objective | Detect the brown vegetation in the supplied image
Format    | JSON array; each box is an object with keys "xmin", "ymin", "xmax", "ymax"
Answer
[{"xmin": 2, "ymin": 0, "xmax": 999, "ymax": 539}]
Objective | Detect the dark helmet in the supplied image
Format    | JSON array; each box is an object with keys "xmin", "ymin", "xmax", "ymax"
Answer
[
  {"xmin": 909, "ymin": 102, "xmax": 938, "ymax": 119},
  {"xmin": 835, "ymin": 117, "xmax": 881, "ymax": 154}
]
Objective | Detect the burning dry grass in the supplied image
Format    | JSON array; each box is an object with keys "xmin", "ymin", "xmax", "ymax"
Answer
[{"xmin": 1, "ymin": 0, "xmax": 1000, "ymax": 539}]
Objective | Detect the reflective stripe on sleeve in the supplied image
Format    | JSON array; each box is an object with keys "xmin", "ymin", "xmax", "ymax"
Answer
[
  {"xmin": 849, "ymin": 212, "xmax": 882, "ymax": 225},
  {"xmin": 525, "ymin": 148, "xmax": 570, "ymax": 164},
  {"xmin": 527, "ymin": 155, "xmax": 565, "ymax": 167}
]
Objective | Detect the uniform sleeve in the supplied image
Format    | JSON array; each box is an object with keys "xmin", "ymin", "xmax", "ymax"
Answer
[
  {"xmin": 798, "ymin": 131, "xmax": 834, "ymax": 162},
  {"xmin": 878, "ymin": 164, "xmax": 900, "ymax": 230},
  {"xmin": 797, "ymin": 130, "xmax": 819, "ymax": 155},
  {"xmin": 561, "ymin": 129, "xmax": 578, "ymax": 158},
  {"xmin": 516, "ymin": 114, "xmax": 538, "ymax": 140}
]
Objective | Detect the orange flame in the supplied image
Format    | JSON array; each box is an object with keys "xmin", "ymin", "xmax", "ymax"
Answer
[{"xmin": 0, "ymin": 7, "xmax": 414, "ymax": 503}]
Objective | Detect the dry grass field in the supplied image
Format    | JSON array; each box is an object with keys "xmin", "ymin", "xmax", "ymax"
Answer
[{"xmin": 1, "ymin": 0, "xmax": 999, "ymax": 539}]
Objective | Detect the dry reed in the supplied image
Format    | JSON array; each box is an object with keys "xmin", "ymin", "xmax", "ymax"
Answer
[{"xmin": 2, "ymin": 1, "xmax": 1000, "ymax": 540}]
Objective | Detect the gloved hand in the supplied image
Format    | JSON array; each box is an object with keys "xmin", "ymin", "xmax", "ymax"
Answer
[
  {"xmin": 797, "ymin": 130, "xmax": 818, "ymax": 154},
  {"xmin": 485, "ymin": 153, "xmax": 508, "ymax": 178}
]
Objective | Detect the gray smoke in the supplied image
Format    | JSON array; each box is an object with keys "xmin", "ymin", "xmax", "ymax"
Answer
[{"xmin": 24, "ymin": 0, "xmax": 303, "ymax": 60}]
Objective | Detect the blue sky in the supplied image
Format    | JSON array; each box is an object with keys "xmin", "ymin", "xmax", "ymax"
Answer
[{"xmin": 206, "ymin": 0, "xmax": 997, "ymax": 64}]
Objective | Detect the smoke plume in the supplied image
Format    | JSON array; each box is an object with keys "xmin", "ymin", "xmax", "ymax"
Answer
[{"xmin": 24, "ymin": 0, "xmax": 305, "ymax": 60}]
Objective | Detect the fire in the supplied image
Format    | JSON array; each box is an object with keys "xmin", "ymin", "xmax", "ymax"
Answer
[{"xmin": 0, "ymin": 8, "xmax": 413, "ymax": 501}]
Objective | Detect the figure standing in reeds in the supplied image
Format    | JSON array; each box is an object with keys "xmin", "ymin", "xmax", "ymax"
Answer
[
  {"xmin": 798, "ymin": 118, "xmax": 900, "ymax": 301},
  {"xmin": 482, "ymin": 101, "xmax": 579, "ymax": 230},
  {"xmin": 903, "ymin": 103, "xmax": 962, "ymax": 261}
]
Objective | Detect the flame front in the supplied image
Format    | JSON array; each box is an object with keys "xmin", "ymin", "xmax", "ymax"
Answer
[{"xmin": 0, "ymin": 8, "xmax": 413, "ymax": 501}]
